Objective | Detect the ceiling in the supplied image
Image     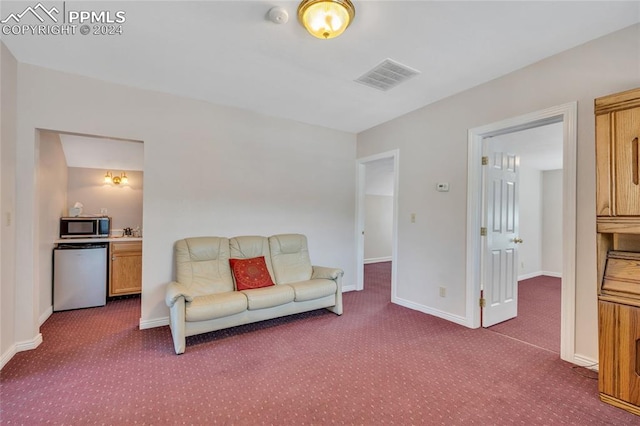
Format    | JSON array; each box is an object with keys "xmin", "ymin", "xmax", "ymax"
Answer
[
  {"xmin": 58, "ymin": 134, "xmax": 144, "ymax": 171},
  {"xmin": 2, "ymin": 1, "xmax": 639, "ymax": 134}
]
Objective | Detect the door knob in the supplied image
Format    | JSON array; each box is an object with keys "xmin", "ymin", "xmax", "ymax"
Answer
[{"xmin": 513, "ymin": 238, "xmax": 524, "ymax": 244}]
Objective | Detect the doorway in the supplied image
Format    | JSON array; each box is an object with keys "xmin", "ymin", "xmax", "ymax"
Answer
[
  {"xmin": 482, "ymin": 123, "xmax": 564, "ymax": 352},
  {"xmin": 355, "ymin": 150, "xmax": 399, "ymax": 299},
  {"xmin": 466, "ymin": 102, "xmax": 578, "ymax": 363},
  {"xmin": 37, "ymin": 130, "xmax": 144, "ymax": 325}
]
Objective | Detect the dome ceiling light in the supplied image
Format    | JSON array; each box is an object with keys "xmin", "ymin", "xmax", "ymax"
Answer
[{"xmin": 297, "ymin": 0, "xmax": 355, "ymax": 39}]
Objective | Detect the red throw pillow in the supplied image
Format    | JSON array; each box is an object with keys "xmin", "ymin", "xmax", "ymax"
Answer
[{"xmin": 229, "ymin": 256, "xmax": 275, "ymax": 291}]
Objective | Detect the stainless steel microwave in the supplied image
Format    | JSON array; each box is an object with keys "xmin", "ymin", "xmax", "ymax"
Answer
[{"xmin": 60, "ymin": 217, "xmax": 110, "ymax": 238}]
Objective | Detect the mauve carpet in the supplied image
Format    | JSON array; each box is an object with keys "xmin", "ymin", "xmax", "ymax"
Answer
[
  {"xmin": 487, "ymin": 276, "xmax": 561, "ymax": 353},
  {"xmin": 1, "ymin": 262, "xmax": 637, "ymax": 425}
]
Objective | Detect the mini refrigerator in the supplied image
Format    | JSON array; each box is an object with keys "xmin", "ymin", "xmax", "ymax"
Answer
[{"xmin": 53, "ymin": 243, "xmax": 108, "ymax": 311}]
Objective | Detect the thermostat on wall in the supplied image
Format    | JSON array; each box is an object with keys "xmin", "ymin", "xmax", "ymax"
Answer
[{"xmin": 436, "ymin": 182, "xmax": 450, "ymax": 192}]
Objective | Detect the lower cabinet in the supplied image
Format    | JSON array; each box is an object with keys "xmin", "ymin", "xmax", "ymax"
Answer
[
  {"xmin": 109, "ymin": 241, "xmax": 142, "ymax": 297},
  {"xmin": 598, "ymin": 300, "xmax": 640, "ymax": 415}
]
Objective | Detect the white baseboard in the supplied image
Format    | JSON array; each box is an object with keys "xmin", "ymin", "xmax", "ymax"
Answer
[
  {"xmin": 392, "ymin": 296, "xmax": 472, "ymax": 328},
  {"xmin": 518, "ymin": 271, "xmax": 562, "ymax": 281},
  {"xmin": 16, "ymin": 333, "xmax": 43, "ymax": 352},
  {"xmin": 342, "ymin": 284, "xmax": 356, "ymax": 292},
  {"xmin": 572, "ymin": 353, "xmax": 599, "ymax": 371},
  {"xmin": 518, "ymin": 271, "xmax": 542, "ymax": 280},
  {"xmin": 0, "ymin": 346, "xmax": 17, "ymax": 371},
  {"xmin": 39, "ymin": 306, "xmax": 53, "ymax": 326},
  {"xmin": 364, "ymin": 257, "xmax": 392, "ymax": 264},
  {"xmin": 1, "ymin": 333, "xmax": 43, "ymax": 370},
  {"xmin": 139, "ymin": 316, "xmax": 169, "ymax": 330}
]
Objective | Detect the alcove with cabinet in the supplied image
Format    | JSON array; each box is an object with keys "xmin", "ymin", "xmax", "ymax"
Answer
[
  {"xmin": 109, "ymin": 241, "xmax": 142, "ymax": 297},
  {"xmin": 595, "ymin": 87, "xmax": 640, "ymax": 416}
]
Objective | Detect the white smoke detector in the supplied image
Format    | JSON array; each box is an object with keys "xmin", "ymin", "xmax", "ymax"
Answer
[{"xmin": 268, "ymin": 7, "xmax": 289, "ymax": 24}]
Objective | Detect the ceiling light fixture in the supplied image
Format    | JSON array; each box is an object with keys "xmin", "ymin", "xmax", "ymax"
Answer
[
  {"xmin": 104, "ymin": 171, "xmax": 128, "ymax": 185},
  {"xmin": 298, "ymin": 0, "xmax": 355, "ymax": 40}
]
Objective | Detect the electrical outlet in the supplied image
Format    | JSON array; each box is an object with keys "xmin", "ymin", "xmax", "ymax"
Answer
[
  {"xmin": 439, "ymin": 287, "xmax": 446, "ymax": 297},
  {"xmin": 410, "ymin": 213, "xmax": 416, "ymax": 223},
  {"xmin": 436, "ymin": 182, "xmax": 450, "ymax": 192}
]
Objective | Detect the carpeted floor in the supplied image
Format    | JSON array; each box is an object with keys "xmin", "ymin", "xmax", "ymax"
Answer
[
  {"xmin": 1, "ymin": 262, "xmax": 636, "ymax": 424},
  {"xmin": 487, "ymin": 275, "xmax": 561, "ymax": 353}
]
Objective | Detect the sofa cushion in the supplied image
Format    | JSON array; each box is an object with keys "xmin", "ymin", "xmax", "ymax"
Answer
[
  {"xmin": 176, "ymin": 237, "xmax": 235, "ymax": 296},
  {"xmin": 268, "ymin": 234, "xmax": 313, "ymax": 284},
  {"xmin": 241, "ymin": 285, "xmax": 294, "ymax": 310},
  {"xmin": 287, "ymin": 279, "xmax": 337, "ymax": 302},
  {"xmin": 185, "ymin": 291, "xmax": 247, "ymax": 322},
  {"xmin": 229, "ymin": 236, "xmax": 276, "ymax": 283},
  {"xmin": 229, "ymin": 256, "xmax": 275, "ymax": 291}
]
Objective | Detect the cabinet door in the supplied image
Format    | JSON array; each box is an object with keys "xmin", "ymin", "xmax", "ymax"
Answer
[
  {"xmin": 599, "ymin": 301, "xmax": 640, "ymax": 408},
  {"xmin": 614, "ymin": 107, "xmax": 640, "ymax": 216},
  {"xmin": 110, "ymin": 242, "xmax": 142, "ymax": 296},
  {"xmin": 596, "ymin": 113, "xmax": 613, "ymax": 216}
]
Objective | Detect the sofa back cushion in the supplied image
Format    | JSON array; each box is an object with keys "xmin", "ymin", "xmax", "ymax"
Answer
[
  {"xmin": 268, "ymin": 234, "xmax": 312, "ymax": 284},
  {"xmin": 175, "ymin": 237, "xmax": 234, "ymax": 296},
  {"xmin": 229, "ymin": 256, "xmax": 275, "ymax": 291},
  {"xmin": 229, "ymin": 236, "xmax": 276, "ymax": 283}
]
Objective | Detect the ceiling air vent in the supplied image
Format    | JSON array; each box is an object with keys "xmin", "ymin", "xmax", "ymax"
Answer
[{"xmin": 355, "ymin": 59, "xmax": 420, "ymax": 91}]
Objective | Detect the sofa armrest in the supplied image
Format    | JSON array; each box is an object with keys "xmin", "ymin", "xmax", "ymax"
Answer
[
  {"xmin": 166, "ymin": 281, "xmax": 194, "ymax": 308},
  {"xmin": 312, "ymin": 266, "xmax": 344, "ymax": 281}
]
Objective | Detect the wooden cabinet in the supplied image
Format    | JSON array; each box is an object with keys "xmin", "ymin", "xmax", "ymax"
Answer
[
  {"xmin": 599, "ymin": 301, "xmax": 640, "ymax": 413},
  {"xmin": 109, "ymin": 241, "xmax": 142, "ymax": 297},
  {"xmin": 595, "ymin": 88, "xmax": 640, "ymax": 416},
  {"xmin": 596, "ymin": 88, "xmax": 640, "ymax": 216}
]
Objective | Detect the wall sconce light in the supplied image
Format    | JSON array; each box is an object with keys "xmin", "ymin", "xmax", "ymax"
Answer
[
  {"xmin": 298, "ymin": 0, "xmax": 355, "ymax": 39},
  {"xmin": 104, "ymin": 171, "xmax": 128, "ymax": 185}
]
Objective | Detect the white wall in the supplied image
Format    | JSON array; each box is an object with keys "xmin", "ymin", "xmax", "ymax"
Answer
[
  {"xmin": 364, "ymin": 195, "xmax": 393, "ymax": 262},
  {"xmin": 66, "ymin": 167, "xmax": 143, "ymax": 231},
  {"xmin": 542, "ymin": 170, "xmax": 563, "ymax": 275},
  {"xmin": 357, "ymin": 24, "xmax": 640, "ymax": 361},
  {"xmin": 7, "ymin": 58, "xmax": 356, "ymax": 358},
  {"xmin": 364, "ymin": 158, "xmax": 394, "ymax": 262},
  {"xmin": 37, "ymin": 131, "xmax": 68, "ymax": 324},
  {"xmin": 517, "ymin": 166, "xmax": 542, "ymax": 279},
  {"xmin": 1, "ymin": 42, "xmax": 18, "ymax": 367}
]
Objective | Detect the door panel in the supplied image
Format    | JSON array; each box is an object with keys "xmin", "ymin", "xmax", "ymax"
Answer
[
  {"xmin": 492, "ymin": 180, "xmax": 502, "ymax": 232},
  {"xmin": 505, "ymin": 248, "xmax": 516, "ymax": 300},
  {"xmin": 483, "ymin": 143, "xmax": 520, "ymax": 327},
  {"xmin": 614, "ymin": 108, "xmax": 640, "ymax": 215},
  {"xmin": 506, "ymin": 180, "xmax": 516, "ymax": 232}
]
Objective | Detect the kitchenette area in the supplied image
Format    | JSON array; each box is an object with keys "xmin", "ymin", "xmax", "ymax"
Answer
[
  {"xmin": 53, "ymin": 216, "xmax": 143, "ymax": 311},
  {"xmin": 39, "ymin": 131, "xmax": 144, "ymax": 316}
]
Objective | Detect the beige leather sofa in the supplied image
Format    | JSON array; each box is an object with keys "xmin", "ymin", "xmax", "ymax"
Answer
[{"xmin": 165, "ymin": 234, "xmax": 343, "ymax": 354}]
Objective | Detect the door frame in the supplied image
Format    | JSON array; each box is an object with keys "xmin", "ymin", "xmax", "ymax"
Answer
[
  {"xmin": 466, "ymin": 102, "xmax": 577, "ymax": 363},
  {"xmin": 355, "ymin": 150, "xmax": 399, "ymax": 296}
]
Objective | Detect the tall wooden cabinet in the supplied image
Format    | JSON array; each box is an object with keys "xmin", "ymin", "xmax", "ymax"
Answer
[
  {"xmin": 595, "ymin": 87, "xmax": 640, "ymax": 416},
  {"xmin": 109, "ymin": 241, "xmax": 142, "ymax": 297}
]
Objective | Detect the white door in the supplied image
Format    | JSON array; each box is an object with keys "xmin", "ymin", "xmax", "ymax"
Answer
[{"xmin": 482, "ymin": 139, "xmax": 521, "ymax": 327}]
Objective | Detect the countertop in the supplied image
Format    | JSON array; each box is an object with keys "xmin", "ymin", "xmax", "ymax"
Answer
[{"xmin": 55, "ymin": 237, "xmax": 143, "ymax": 244}]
